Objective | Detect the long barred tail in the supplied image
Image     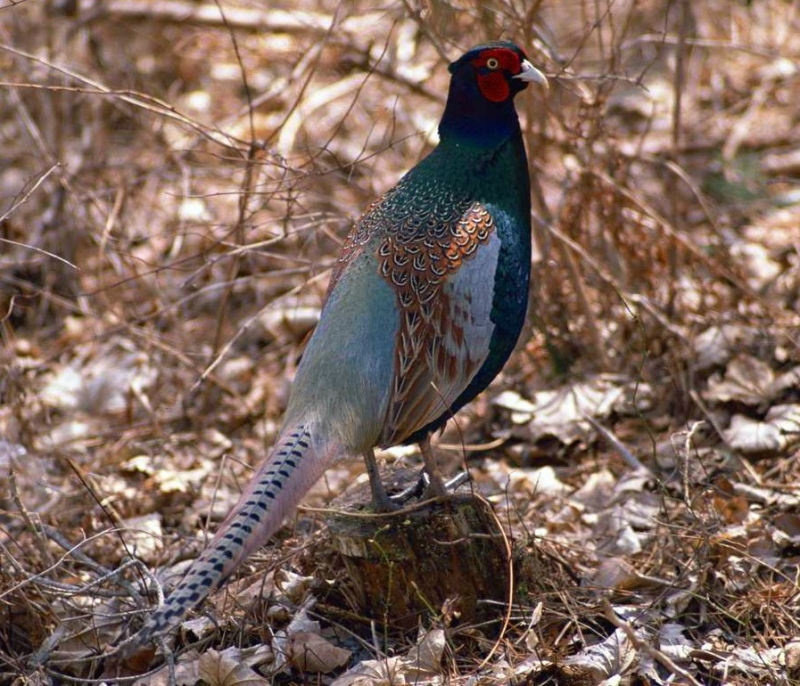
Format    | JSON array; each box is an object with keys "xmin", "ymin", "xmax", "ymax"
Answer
[{"xmin": 126, "ymin": 423, "xmax": 338, "ymax": 651}]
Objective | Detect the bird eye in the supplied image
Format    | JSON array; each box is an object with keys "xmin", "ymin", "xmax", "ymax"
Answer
[{"xmin": 486, "ymin": 57, "xmax": 500, "ymax": 69}]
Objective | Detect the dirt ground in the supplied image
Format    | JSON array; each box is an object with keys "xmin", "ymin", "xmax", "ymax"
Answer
[{"xmin": 1, "ymin": 1, "xmax": 799, "ymax": 684}]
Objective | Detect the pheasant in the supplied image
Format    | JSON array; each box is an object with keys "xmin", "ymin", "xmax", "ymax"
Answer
[{"xmin": 125, "ymin": 41, "xmax": 546, "ymax": 653}]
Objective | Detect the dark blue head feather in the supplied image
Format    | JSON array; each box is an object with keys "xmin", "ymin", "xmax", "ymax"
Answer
[{"xmin": 439, "ymin": 42, "xmax": 536, "ymax": 147}]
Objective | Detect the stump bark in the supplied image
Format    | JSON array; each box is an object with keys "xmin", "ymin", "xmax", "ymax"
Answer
[{"xmin": 325, "ymin": 470, "xmax": 510, "ymax": 631}]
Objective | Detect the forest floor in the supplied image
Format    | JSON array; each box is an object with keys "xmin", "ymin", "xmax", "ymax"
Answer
[{"xmin": 1, "ymin": 1, "xmax": 799, "ymax": 684}]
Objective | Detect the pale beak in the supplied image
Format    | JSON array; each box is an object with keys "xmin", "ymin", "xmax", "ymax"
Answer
[{"xmin": 514, "ymin": 60, "xmax": 549, "ymax": 88}]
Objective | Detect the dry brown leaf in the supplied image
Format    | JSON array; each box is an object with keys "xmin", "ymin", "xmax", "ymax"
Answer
[
  {"xmin": 329, "ymin": 657, "xmax": 406, "ymax": 686},
  {"xmin": 120, "ymin": 513, "xmax": 163, "ymax": 561},
  {"xmin": 198, "ymin": 648, "xmax": 270, "ymax": 686},
  {"xmin": 725, "ymin": 404, "xmax": 800, "ymax": 456},
  {"xmin": 693, "ymin": 324, "xmax": 760, "ymax": 372},
  {"xmin": 711, "ymin": 477, "xmax": 750, "ymax": 524},
  {"xmin": 704, "ymin": 354, "xmax": 775, "ymax": 406},
  {"xmin": 330, "ymin": 629, "xmax": 445, "ymax": 685},
  {"xmin": 560, "ymin": 627, "xmax": 637, "ymax": 681},
  {"xmin": 131, "ymin": 649, "xmax": 202, "ymax": 686},
  {"xmin": 504, "ymin": 465, "xmax": 571, "ymax": 497},
  {"xmin": 406, "ymin": 628, "xmax": 446, "ymax": 675},
  {"xmin": 592, "ymin": 557, "xmax": 641, "ymax": 591},
  {"xmin": 288, "ymin": 632, "xmax": 351, "ymax": 674},
  {"xmin": 494, "ymin": 377, "xmax": 653, "ymax": 445}
]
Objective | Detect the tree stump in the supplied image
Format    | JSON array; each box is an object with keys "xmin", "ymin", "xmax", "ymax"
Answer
[{"xmin": 325, "ymin": 470, "xmax": 510, "ymax": 631}]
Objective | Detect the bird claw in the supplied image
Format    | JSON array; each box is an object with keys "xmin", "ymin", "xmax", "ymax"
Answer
[
  {"xmin": 371, "ymin": 489, "xmax": 403, "ymax": 513},
  {"xmin": 389, "ymin": 469, "xmax": 470, "ymax": 505},
  {"xmin": 444, "ymin": 471, "xmax": 471, "ymax": 490}
]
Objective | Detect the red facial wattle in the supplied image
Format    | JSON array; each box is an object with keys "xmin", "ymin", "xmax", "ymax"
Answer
[
  {"xmin": 477, "ymin": 72, "xmax": 510, "ymax": 102},
  {"xmin": 472, "ymin": 48, "xmax": 523, "ymax": 102}
]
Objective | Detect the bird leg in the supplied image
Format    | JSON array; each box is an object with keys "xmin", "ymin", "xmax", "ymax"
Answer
[
  {"xmin": 418, "ymin": 435, "xmax": 448, "ymax": 498},
  {"xmin": 389, "ymin": 437, "xmax": 470, "ymax": 503},
  {"xmin": 362, "ymin": 448, "xmax": 400, "ymax": 512},
  {"xmin": 363, "ymin": 441, "xmax": 470, "ymax": 511}
]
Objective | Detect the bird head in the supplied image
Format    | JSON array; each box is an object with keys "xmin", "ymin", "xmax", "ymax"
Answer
[
  {"xmin": 450, "ymin": 42, "xmax": 548, "ymax": 102},
  {"xmin": 439, "ymin": 42, "xmax": 547, "ymax": 146}
]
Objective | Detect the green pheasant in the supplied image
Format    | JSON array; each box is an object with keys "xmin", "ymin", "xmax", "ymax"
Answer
[{"xmin": 124, "ymin": 40, "xmax": 546, "ymax": 656}]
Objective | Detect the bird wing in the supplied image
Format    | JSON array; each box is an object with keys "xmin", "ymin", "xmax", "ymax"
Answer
[{"xmin": 378, "ymin": 202, "xmax": 501, "ymax": 446}]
